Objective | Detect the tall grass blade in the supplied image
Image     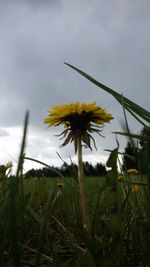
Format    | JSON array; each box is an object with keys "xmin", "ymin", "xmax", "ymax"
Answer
[
  {"xmin": 8, "ymin": 111, "xmax": 29, "ymax": 266},
  {"xmin": 24, "ymin": 156, "xmax": 64, "ymax": 177},
  {"xmin": 35, "ymin": 185, "xmax": 55, "ymax": 266},
  {"xmin": 16, "ymin": 111, "xmax": 29, "ymax": 177},
  {"xmin": 64, "ymin": 62, "xmax": 150, "ymax": 127}
]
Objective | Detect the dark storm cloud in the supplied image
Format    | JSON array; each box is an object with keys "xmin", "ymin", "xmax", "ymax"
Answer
[
  {"xmin": 22, "ymin": 0, "xmax": 60, "ymax": 8},
  {"xmin": 0, "ymin": 0, "xmax": 60, "ymax": 8},
  {"xmin": 0, "ymin": 0, "xmax": 149, "ymax": 165}
]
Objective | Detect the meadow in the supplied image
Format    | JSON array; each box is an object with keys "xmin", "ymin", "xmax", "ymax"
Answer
[
  {"xmin": 0, "ymin": 160, "xmax": 149, "ymax": 266},
  {"xmin": 0, "ymin": 64, "xmax": 150, "ymax": 266}
]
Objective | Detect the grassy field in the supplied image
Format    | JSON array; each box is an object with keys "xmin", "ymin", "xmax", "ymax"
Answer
[{"xmin": 0, "ymin": 173, "xmax": 149, "ymax": 267}]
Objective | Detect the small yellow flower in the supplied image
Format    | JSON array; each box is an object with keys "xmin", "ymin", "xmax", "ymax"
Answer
[
  {"xmin": 44, "ymin": 102, "xmax": 113, "ymax": 151},
  {"xmin": 132, "ymin": 184, "xmax": 140, "ymax": 192},
  {"xmin": 57, "ymin": 182, "xmax": 64, "ymax": 189},
  {"xmin": 5, "ymin": 162, "xmax": 13, "ymax": 170},
  {"xmin": 118, "ymin": 175, "xmax": 125, "ymax": 182},
  {"xmin": 127, "ymin": 169, "xmax": 138, "ymax": 175}
]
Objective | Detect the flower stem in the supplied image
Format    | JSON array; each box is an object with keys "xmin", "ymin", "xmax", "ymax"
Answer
[{"xmin": 77, "ymin": 135, "xmax": 91, "ymax": 233}]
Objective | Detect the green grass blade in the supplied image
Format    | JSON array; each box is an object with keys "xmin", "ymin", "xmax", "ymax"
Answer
[
  {"xmin": 16, "ymin": 111, "xmax": 29, "ymax": 177},
  {"xmin": 64, "ymin": 62, "xmax": 150, "ymax": 125},
  {"xmin": 35, "ymin": 185, "xmax": 55, "ymax": 266},
  {"xmin": 24, "ymin": 156, "xmax": 64, "ymax": 178}
]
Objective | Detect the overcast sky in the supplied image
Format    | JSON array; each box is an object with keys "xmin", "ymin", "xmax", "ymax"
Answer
[{"xmin": 0, "ymin": 0, "xmax": 150, "ymax": 173}]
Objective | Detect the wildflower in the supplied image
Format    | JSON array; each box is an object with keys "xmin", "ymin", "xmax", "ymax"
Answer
[
  {"xmin": 44, "ymin": 102, "xmax": 113, "ymax": 152},
  {"xmin": 132, "ymin": 184, "xmax": 140, "ymax": 192},
  {"xmin": 5, "ymin": 162, "xmax": 13, "ymax": 170},
  {"xmin": 57, "ymin": 182, "xmax": 64, "ymax": 188},
  {"xmin": 127, "ymin": 169, "xmax": 138, "ymax": 175},
  {"xmin": 44, "ymin": 102, "xmax": 113, "ymax": 233},
  {"xmin": 118, "ymin": 175, "xmax": 125, "ymax": 182}
]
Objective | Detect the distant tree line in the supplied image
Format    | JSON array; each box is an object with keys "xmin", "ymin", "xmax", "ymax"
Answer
[
  {"xmin": 25, "ymin": 127, "xmax": 150, "ymax": 178},
  {"xmin": 25, "ymin": 161, "xmax": 107, "ymax": 178}
]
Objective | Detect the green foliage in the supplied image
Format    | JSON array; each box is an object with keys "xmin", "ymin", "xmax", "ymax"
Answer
[
  {"xmin": 1, "ymin": 161, "xmax": 150, "ymax": 266},
  {"xmin": 122, "ymin": 127, "xmax": 150, "ymax": 174},
  {"xmin": 138, "ymin": 126, "xmax": 150, "ymax": 174},
  {"xmin": 122, "ymin": 141, "xmax": 139, "ymax": 171}
]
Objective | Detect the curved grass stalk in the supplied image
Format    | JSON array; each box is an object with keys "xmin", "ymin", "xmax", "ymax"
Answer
[
  {"xmin": 64, "ymin": 62, "xmax": 150, "ymax": 127},
  {"xmin": 16, "ymin": 111, "xmax": 29, "ymax": 177},
  {"xmin": 24, "ymin": 156, "xmax": 64, "ymax": 178}
]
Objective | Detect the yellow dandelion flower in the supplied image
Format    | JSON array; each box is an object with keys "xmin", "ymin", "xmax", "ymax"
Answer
[
  {"xmin": 127, "ymin": 169, "xmax": 138, "ymax": 175},
  {"xmin": 44, "ymin": 102, "xmax": 113, "ymax": 233},
  {"xmin": 132, "ymin": 184, "xmax": 140, "ymax": 192},
  {"xmin": 5, "ymin": 162, "xmax": 13, "ymax": 170},
  {"xmin": 118, "ymin": 175, "xmax": 125, "ymax": 182},
  {"xmin": 57, "ymin": 182, "xmax": 64, "ymax": 188},
  {"xmin": 44, "ymin": 102, "xmax": 113, "ymax": 152}
]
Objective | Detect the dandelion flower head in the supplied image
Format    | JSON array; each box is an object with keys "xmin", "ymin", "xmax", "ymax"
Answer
[
  {"xmin": 44, "ymin": 102, "xmax": 113, "ymax": 151},
  {"xmin": 132, "ymin": 184, "xmax": 140, "ymax": 192},
  {"xmin": 127, "ymin": 169, "xmax": 138, "ymax": 175}
]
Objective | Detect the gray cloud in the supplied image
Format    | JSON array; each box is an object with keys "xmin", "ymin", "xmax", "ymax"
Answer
[
  {"xmin": 0, "ymin": 128, "xmax": 9, "ymax": 137},
  {"xmin": 0, "ymin": 0, "xmax": 60, "ymax": 9},
  {"xmin": 22, "ymin": 0, "xmax": 60, "ymax": 8},
  {"xmin": 0, "ymin": 0, "xmax": 149, "ymax": 169}
]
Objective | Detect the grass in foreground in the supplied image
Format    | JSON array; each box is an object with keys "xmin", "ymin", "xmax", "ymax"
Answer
[{"xmin": 0, "ymin": 171, "xmax": 150, "ymax": 267}]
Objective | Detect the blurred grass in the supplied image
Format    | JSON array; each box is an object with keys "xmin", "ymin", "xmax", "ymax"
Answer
[
  {"xmin": 0, "ymin": 116, "xmax": 150, "ymax": 266},
  {"xmin": 0, "ymin": 172, "xmax": 149, "ymax": 266}
]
